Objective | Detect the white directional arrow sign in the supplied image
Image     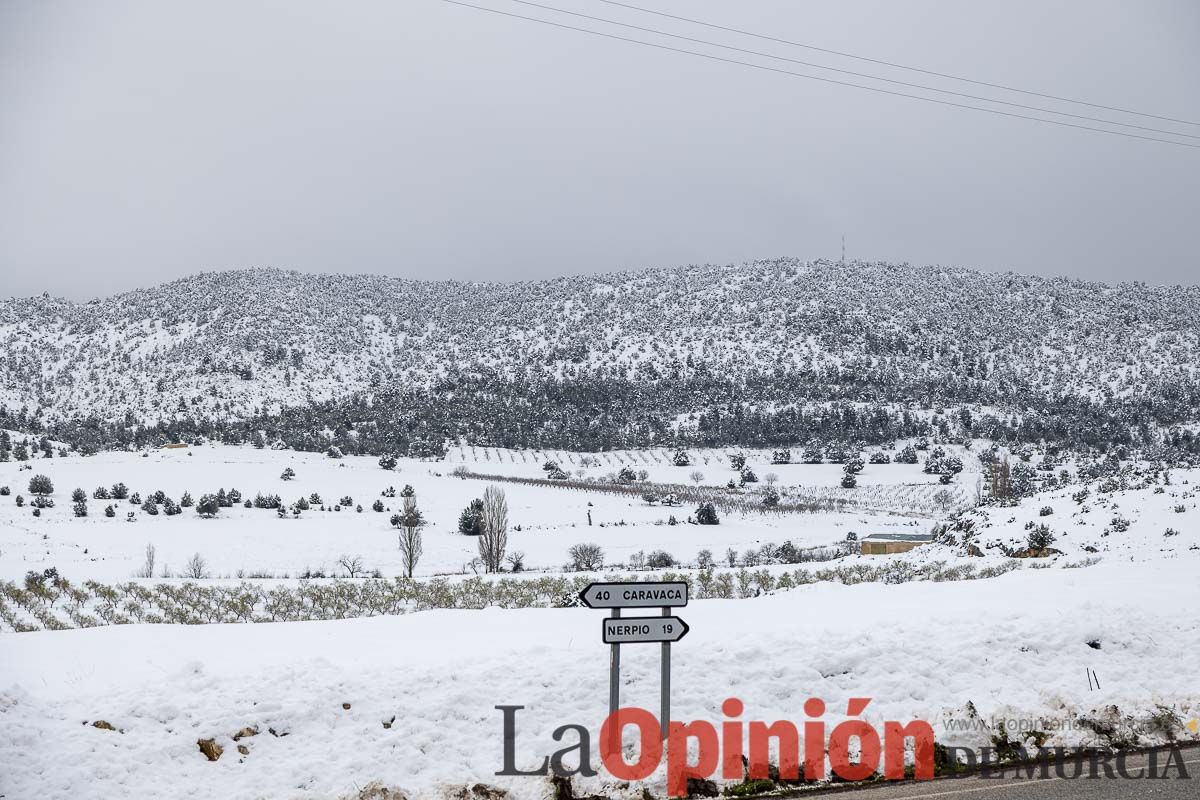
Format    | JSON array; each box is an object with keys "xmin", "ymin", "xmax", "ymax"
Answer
[
  {"xmin": 602, "ymin": 615, "xmax": 690, "ymax": 644},
  {"xmin": 580, "ymin": 581, "xmax": 688, "ymax": 609},
  {"xmin": 586, "ymin": 580, "xmax": 691, "ymax": 739}
]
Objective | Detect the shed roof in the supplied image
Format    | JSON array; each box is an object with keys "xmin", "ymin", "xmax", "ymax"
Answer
[{"xmin": 862, "ymin": 533, "xmax": 934, "ymax": 542}]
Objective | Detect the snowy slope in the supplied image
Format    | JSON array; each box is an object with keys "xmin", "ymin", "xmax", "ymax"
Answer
[{"xmin": 4, "ymin": 260, "xmax": 1199, "ymax": 447}]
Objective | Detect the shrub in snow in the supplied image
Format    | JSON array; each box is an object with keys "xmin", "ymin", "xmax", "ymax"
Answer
[
  {"xmin": 869, "ymin": 451, "xmax": 891, "ymax": 464},
  {"xmin": 129, "ymin": 492, "xmax": 141, "ymax": 505},
  {"xmin": 762, "ymin": 488, "xmax": 780, "ymax": 507},
  {"xmin": 180, "ymin": 491, "xmax": 194, "ymax": 507},
  {"xmin": 771, "ymin": 449, "xmax": 791, "ymax": 465},
  {"xmin": 841, "ymin": 472, "xmax": 857, "ymax": 489},
  {"xmin": 1174, "ymin": 504, "xmax": 1186, "ymax": 513},
  {"xmin": 15, "ymin": 495, "xmax": 24, "ymax": 507},
  {"xmin": 28, "ymin": 474, "xmax": 53, "ymax": 496},
  {"xmin": 93, "ymin": 486, "xmax": 109, "ymax": 500},
  {"xmin": 672, "ymin": 450, "xmax": 691, "ymax": 467},
  {"xmin": 695, "ymin": 502, "xmax": 719, "ymax": 525},
  {"xmin": 1027, "ymin": 524, "xmax": 1055, "ymax": 550},
  {"xmin": 372, "ymin": 499, "xmax": 385, "ymax": 512},
  {"xmin": 453, "ymin": 496, "xmax": 482, "ymax": 534},
  {"xmin": 143, "ymin": 500, "xmax": 158, "ymax": 516},
  {"xmin": 110, "ymin": 482, "xmax": 128, "ymax": 499},
  {"xmin": 356, "ymin": 504, "xmax": 363, "ymax": 513},
  {"xmin": 844, "ymin": 457, "xmax": 865, "ymax": 475},
  {"xmin": 73, "ymin": 500, "xmax": 87, "ymax": 517},
  {"xmin": 1110, "ymin": 515, "xmax": 1131, "ymax": 532},
  {"xmin": 0, "ymin": 486, "xmax": 8, "ymax": 496},
  {"xmin": 740, "ymin": 468, "xmax": 758, "ymax": 484},
  {"xmin": 541, "ymin": 460, "xmax": 560, "ymax": 474},
  {"xmin": 339, "ymin": 495, "xmax": 353, "ymax": 507},
  {"xmin": 641, "ymin": 492, "xmax": 659, "ymax": 505},
  {"xmin": 895, "ymin": 445, "xmax": 918, "ymax": 464},
  {"xmin": 253, "ymin": 492, "xmax": 280, "ymax": 509},
  {"xmin": 309, "ymin": 493, "xmax": 322, "ymax": 505},
  {"xmin": 326, "ymin": 446, "xmax": 343, "ymax": 459},
  {"xmin": 32, "ymin": 508, "xmax": 40, "ymax": 517},
  {"xmin": 1040, "ymin": 506, "xmax": 1054, "ymax": 516},
  {"xmin": 568, "ymin": 542, "xmax": 604, "ymax": 571},
  {"xmin": 32, "ymin": 496, "xmax": 54, "ymax": 509},
  {"xmin": 378, "ymin": 454, "xmax": 398, "ymax": 471},
  {"xmin": 244, "ymin": 500, "xmax": 252, "ymax": 508},
  {"xmin": 1164, "ymin": 527, "xmax": 1180, "ymax": 537},
  {"xmin": 646, "ymin": 550, "xmax": 676, "ymax": 568},
  {"xmin": 729, "ymin": 453, "xmax": 747, "ymax": 470},
  {"xmin": 615, "ymin": 467, "xmax": 638, "ymax": 484},
  {"xmin": 280, "ymin": 467, "xmax": 295, "ymax": 481},
  {"xmin": 196, "ymin": 494, "xmax": 219, "ymax": 518},
  {"xmin": 104, "ymin": 505, "xmax": 115, "ymax": 518}
]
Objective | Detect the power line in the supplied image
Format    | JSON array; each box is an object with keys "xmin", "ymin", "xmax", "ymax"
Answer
[
  {"xmin": 595, "ymin": 0, "xmax": 1200, "ymax": 129},
  {"xmin": 501, "ymin": 0, "xmax": 1200, "ymax": 141},
  {"xmin": 439, "ymin": 0, "xmax": 1200, "ymax": 149}
]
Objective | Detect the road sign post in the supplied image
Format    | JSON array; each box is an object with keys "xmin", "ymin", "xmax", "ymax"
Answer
[{"xmin": 580, "ymin": 581, "xmax": 689, "ymax": 739}]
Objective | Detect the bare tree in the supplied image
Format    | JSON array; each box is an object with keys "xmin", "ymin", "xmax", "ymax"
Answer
[
  {"xmin": 933, "ymin": 488, "xmax": 956, "ymax": 513},
  {"xmin": 478, "ymin": 484, "xmax": 508, "ymax": 572},
  {"xmin": 183, "ymin": 552, "xmax": 209, "ymax": 580},
  {"xmin": 397, "ymin": 495, "xmax": 424, "ymax": 578},
  {"xmin": 763, "ymin": 472, "xmax": 779, "ymax": 487},
  {"xmin": 337, "ymin": 554, "xmax": 366, "ymax": 578},
  {"xmin": 689, "ymin": 470, "xmax": 704, "ymax": 485},
  {"xmin": 136, "ymin": 543, "xmax": 156, "ymax": 578},
  {"xmin": 567, "ymin": 542, "xmax": 604, "ymax": 571}
]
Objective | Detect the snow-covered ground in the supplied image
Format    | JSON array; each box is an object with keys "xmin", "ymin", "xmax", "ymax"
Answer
[
  {"xmin": 2, "ymin": 558, "xmax": 1197, "ymax": 799},
  {"xmin": 2, "ymin": 445, "xmax": 1198, "ymax": 799},
  {"xmin": 0, "ymin": 445, "xmax": 954, "ymax": 582}
]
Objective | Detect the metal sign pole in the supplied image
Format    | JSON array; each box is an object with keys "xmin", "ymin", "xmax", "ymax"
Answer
[
  {"xmin": 609, "ymin": 608, "xmax": 621, "ymax": 756},
  {"xmin": 660, "ymin": 605, "xmax": 670, "ymax": 739},
  {"xmin": 609, "ymin": 608, "xmax": 621, "ymax": 717}
]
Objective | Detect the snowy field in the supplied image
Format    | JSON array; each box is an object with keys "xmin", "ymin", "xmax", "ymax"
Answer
[
  {"xmin": 2, "ymin": 443, "xmax": 1198, "ymax": 799},
  {"xmin": 0, "ymin": 445, "xmax": 959, "ymax": 583}
]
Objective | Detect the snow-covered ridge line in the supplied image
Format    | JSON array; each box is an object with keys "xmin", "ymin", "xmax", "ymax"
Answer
[{"xmin": 3, "ymin": 259, "xmax": 1199, "ymax": 450}]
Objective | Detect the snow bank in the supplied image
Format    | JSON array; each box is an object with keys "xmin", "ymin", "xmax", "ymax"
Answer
[{"xmin": 2, "ymin": 559, "xmax": 1197, "ymax": 799}]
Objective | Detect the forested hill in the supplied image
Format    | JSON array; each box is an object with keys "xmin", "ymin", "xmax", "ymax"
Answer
[{"xmin": 2, "ymin": 259, "xmax": 1199, "ymax": 456}]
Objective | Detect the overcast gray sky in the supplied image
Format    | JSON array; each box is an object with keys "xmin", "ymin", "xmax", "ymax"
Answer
[{"xmin": 2, "ymin": 0, "xmax": 1198, "ymax": 299}]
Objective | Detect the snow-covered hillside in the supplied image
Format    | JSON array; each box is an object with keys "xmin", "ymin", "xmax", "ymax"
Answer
[{"xmin": 4, "ymin": 259, "xmax": 1200, "ymax": 454}]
